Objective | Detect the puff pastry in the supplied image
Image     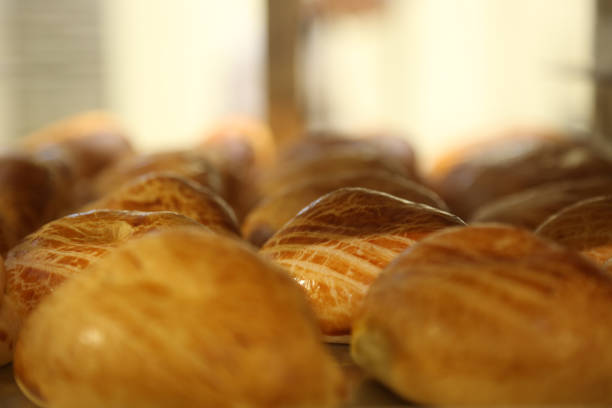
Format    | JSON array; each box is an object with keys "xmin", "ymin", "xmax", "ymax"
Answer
[
  {"xmin": 84, "ymin": 173, "xmax": 239, "ymax": 236},
  {"xmin": 537, "ymin": 195, "xmax": 612, "ymax": 271},
  {"xmin": 0, "ymin": 210, "xmax": 202, "ymax": 365},
  {"xmin": 260, "ymin": 187, "xmax": 464, "ymax": 337},
  {"xmin": 14, "ymin": 228, "xmax": 345, "ymax": 408},
  {"xmin": 352, "ymin": 224, "xmax": 612, "ymax": 405}
]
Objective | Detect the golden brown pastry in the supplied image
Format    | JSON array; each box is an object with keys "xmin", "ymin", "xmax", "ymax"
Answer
[
  {"xmin": 94, "ymin": 150, "xmax": 224, "ymax": 198},
  {"xmin": 84, "ymin": 173, "xmax": 239, "ymax": 236},
  {"xmin": 260, "ymin": 148, "xmax": 414, "ymax": 197},
  {"xmin": 352, "ymin": 224, "xmax": 612, "ymax": 405},
  {"xmin": 260, "ymin": 187, "xmax": 464, "ymax": 338},
  {"xmin": 471, "ymin": 177, "xmax": 612, "ymax": 229},
  {"xmin": 0, "ymin": 153, "xmax": 73, "ymax": 255},
  {"xmin": 430, "ymin": 131, "xmax": 612, "ymax": 219},
  {"xmin": 14, "ymin": 228, "xmax": 345, "ymax": 408},
  {"xmin": 20, "ymin": 111, "xmax": 134, "ymax": 179},
  {"xmin": 243, "ymin": 170, "xmax": 447, "ymax": 247},
  {"xmin": 277, "ymin": 131, "xmax": 419, "ymax": 181},
  {"xmin": 197, "ymin": 117, "xmax": 276, "ymax": 220},
  {"xmin": 536, "ymin": 196, "xmax": 612, "ymax": 270},
  {"xmin": 0, "ymin": 210, "xmax": 203, "ymax": 365}
]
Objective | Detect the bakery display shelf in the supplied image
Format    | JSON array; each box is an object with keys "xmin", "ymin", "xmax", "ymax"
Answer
[{"xmin": 0, "ymin": 344, "xmax": 410, "ymax": 407}]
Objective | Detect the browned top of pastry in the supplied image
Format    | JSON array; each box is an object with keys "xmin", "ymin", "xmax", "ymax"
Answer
[
  {"xmin": 198, "ymin": 116, "xmax": 276, "ymax": 172},
  {"xmin": 261, "ymin": 187, "xmax": 464, "ymax": 336},
  {"xmin": 278, "ymin": 132, "xmax": 418, "ymax": 179},
  {"xmin": 243, "ymin": 170, "xmax": 447, "ymax": 247},
  {"xmin": 14, "ymin": 228, "xmax": 345, "ymax": 408},
  {"xmin": 196, "ymin": 118, "xmax": 276, "ymax": 222},
  {"xmin": 471, "ymin": 177, "xmax": 612, "ymax": 229},
  {"xmin": 84, "ymin": 173, "xmax": 239, "ymax": 236},
  {"xmin": 20, "ymin": 111, "xmax": 133, "ymax": 179},
  {"xmin": 352, "ymin": 224, "xmax": 612, "ymax": 405},
  {"xmin": 94, "ymin": 150, "xmax": 224, "ymax": 198},
  {"xmin": 0, "ymin": 153, "xmax": 72, "ymax": 255},
  {"xmin": 5, "ymin": 210, "xmax": 203, "ymax": 319},
  {"xmin": 260, "ymin": 147, "xmax": 415, "ymax": 196},
  {"xmin": 536, "ymin": 195, "xmax": 612, "ymax": 268},
  {"xmin": 430, "ymin": 134, "xmax": 612, "ymax": 219}
]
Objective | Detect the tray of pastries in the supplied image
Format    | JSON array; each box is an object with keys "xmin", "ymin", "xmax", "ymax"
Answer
[{"xmin": 1, "ymin": 114, "xmax": 612, "ymax": 407}]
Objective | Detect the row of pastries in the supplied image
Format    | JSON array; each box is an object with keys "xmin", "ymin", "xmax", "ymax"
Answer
[{"xmin": 0, "ymin": 112, "xmax": 612, "ymax": 406}]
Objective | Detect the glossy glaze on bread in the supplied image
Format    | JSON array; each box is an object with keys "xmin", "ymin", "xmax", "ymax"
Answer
[
  {"xmin": 0, "ymin": 210, "xmax": 203, "ymax": 365},
  {"xmin": 20, "ymin": 111, "xmax": 133, "ymax": 179},
  {"xmin": 537, "ymin": 196, "xmax": 612, "ymax": 270},
  {"xmin": 243, "ymin": 170, "xmax": 447, "ymax": 247},
  {"xmin": 94, "ymin": 151, "xmax": 224, "ymax": 198},
  {"xmin": 471, "ymin": 177, "xmax": 612, "ymax": 229},
  {"xmin": 84, "ymin": 173, "xmax": 239, "ymax": 236},
  {"xmin": 197, "ymin": 118, "xmax": 276, "ymax": 221},
  {"xmin": 260, "ymin": 187, "xmax": 464, "ymax": 337},
  {"xmin": 260, "ymin": 148, "xmax": 414, "ymax": 196},
  {"xmin": 352, "ymin": 224, "xmax": 612, "ymax": 405},
  {"xmin": 277, "ymin": 132, "xmax": 419, "ymax": 181},
  {"xmin": 0, "ymin": 154, "xmax": 73, "ymax": 255},
  {"xmin": 14, "ymin": 228, "xmax": 345, "ymax": 408},
  {"xmin": 431, "ymin": 136, "xmax": 612, "ymax": 218}
]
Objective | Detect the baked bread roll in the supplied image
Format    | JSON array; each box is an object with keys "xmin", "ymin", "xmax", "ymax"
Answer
[
  {"xmin": 20, "ymin": 111, "xmax": 133, "ymax": 180},
  {"xmin": 84, "ymin": 173, "xmax": 239, "ymax": 236},
  {"xmin": 536, "ymin": 196, "xmax": 612, "ymax": 270},
  {"xmin": 260, "ymin": 147, "xmax": 415, "ymax": 197},
  {"xmin": 14, "ymin": 228, "xmax": 345, "ymax": 408},
  {"xmin": 0, "ymin": 210, "xmax": 203, "ymax": 365},
  {"xmin": 197, "ymin": 117, "xmax": 276, "ymax": 220},
  {"xmin": 0, "ymin": 153, "xmax": 73, "ymax": 255},
  {"xmin": 430, "ymin": 132, "xmax": 612, "ymax": 219},
  {"xmin": 243, "ymin": 170, "xmax": 447, "ymax": 247},
  {"xmin": 471, "ymin": 177, "xmax": 612, "ymax": 229},
  {"xmin": 260, "ymin": 187, "xmax": 464, "ymax": 338},
  {"xmin": 94, "ymin": 150, "xmax": 224, "ymax": 198},
  {"xmin": 278, "ymin": 132, "xmax": 419, "ymax": 181},
  {"xmin": 352, "ymin": 225, "xmax": 612, "ymax": 405}
]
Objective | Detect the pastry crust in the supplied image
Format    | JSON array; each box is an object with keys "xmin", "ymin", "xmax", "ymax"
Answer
[
  {"xmin": 197, "ymin": 117, "xmax": 276, "ymax": 220},
  {"xmin": 536, "ymin": 195, "xmax": 612, "ymax": 270},
  {"xmin": 277, "ymin": 132, "xmax": 419, "ymax": 181},
  {"xmin": 352, "ymin": 224, "xmax": 612, "ymax": 405},
  {"xmin": 243, "ymin": 170, "xmax": 447, "ymax": 247},
  {"xmin": 94, "ymin": 151, "xmax": 224, "ymax": 198},
  {"xmin": 14, "ymin": 228, "xmax": 345, "ymax": 408},
  {"xmin": 0, "ymin": 153, "xmax": 72, "ymax": 255},
  {"xmin": 431, "ymin": 134, "xmax": 612, "ymax": 218},
  {"xmin": 84, "ymin": 173, "xmax": 239, "ymax": 236},
  {"xmin": 0, "ymin": 210, "xmax": 203, "ymax": 365},
  {"xmin": 260, "ymin": 148, "xmax": 413, "ymax": 197},
  {"xmin": 20, "ymin": 111, "xmax": 133, "ymax": 179},
  {"xmin": 471, "ymin": 177, "xmax": 612, "ymax": 229},
  {"xmin": 260, "ymin": 187, "xmax": 464, "ymax": 337}
]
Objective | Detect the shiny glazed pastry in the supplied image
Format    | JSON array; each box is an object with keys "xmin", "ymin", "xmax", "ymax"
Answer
[
  {"xmin": 430, "ymin": 132, "xmax": 612, "ymax": 219},
  {"xmin": 20, "ymin": 111, "xmax": 134, "ymax": 179},
  {"xmin": 471, "ymin": 177, "xmax": 612, "ymax": 229},
  {"xmin": 0, "ymin": 210, "xmax": 202, "ymax": 365},
  {"xmin": 260, "ymin": 147, "xmax": 414, "ymax": 196},
  {"xmin": 352, "ymin": 225, "xmax": 612, "ymax": 405},
  {"xmin": 94, "ymin": 150, "xmax": 224, "ymax": 198},
  {"xmin": 260, "ymin": 187, "xmax": 464, "ymax": 338},
  {"xmin": 0, "ymin": 153, "xmax": 73, "ymax": 255},
  {"xmin": 197, "ymin": 117, "xmax": 276, "ymax": 220},
  {"xmin": 536, "ymin": 196, "xmax": 612, "ymax": 270},
  {"xmin": 277, "ymin": 132, "xmax": 419, "ymax": 181},
  {"xmin": 243, "ymin": 170, "xmax": 447, "ymax": 247},
  {"xmin": 84, "ymin": 173, "xmax": 239, "ymax": 236},
  {"xmin": 14, "ymin": 228, "xmax": 345, "ymax": 408}
]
